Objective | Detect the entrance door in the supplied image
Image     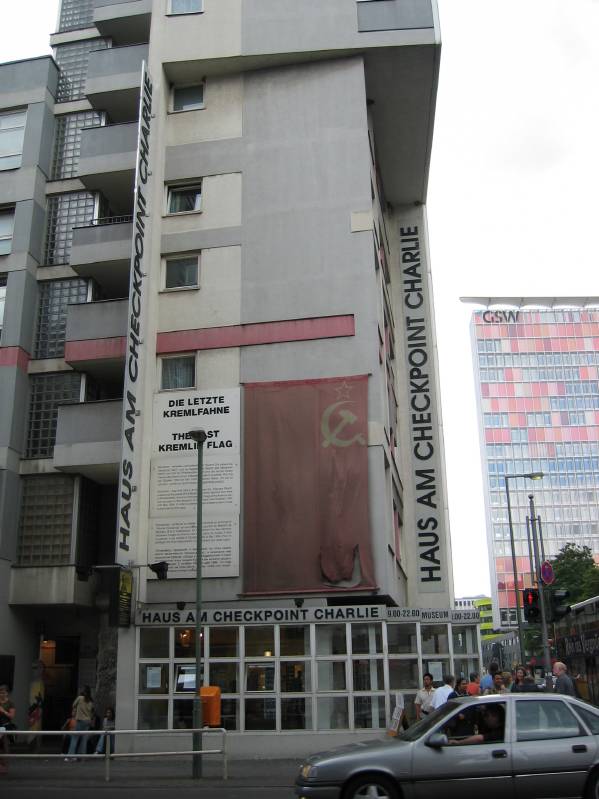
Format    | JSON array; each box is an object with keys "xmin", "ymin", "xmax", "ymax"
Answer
[{"xmin": 39, "ymin": 637, "xmax": 79, "ymax": 731}]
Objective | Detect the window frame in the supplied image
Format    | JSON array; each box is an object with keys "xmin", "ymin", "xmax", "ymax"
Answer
[
  {"xmin": 166, "ymin": 182, "xmax": 203, "ymax": 216},
  {"xmin": 160, "ymin": 354, "xmax": 196, "ymax": 391},
  {"xmin": 0, "ymin": 273, "xmax": 7, "ymax": 342},
  {"xmin": 0, "ymin": 207, "xmax": 15, "ymax": 255},
  {"xmin": 515, "ymin": 698, "xmax": 585, "ymax": 742},
  {"xmin": 163, "ymin": 253, "xmax": 200, "ymax": 292},
  {"xmin": 170, "ymin": 83, "xmax": 205, "ymax": 113},
  {"xmin": 167, "ymin": 0, "xmax": 204, "ymax": 15},
  {"xmin": 0, "ymin": 109, "xmax": 27, "ymax": 171}
]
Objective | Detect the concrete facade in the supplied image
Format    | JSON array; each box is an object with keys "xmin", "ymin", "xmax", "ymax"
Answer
[{"xmin": 0, "ymin": 0, "xmax": 470, "ymax": 755}]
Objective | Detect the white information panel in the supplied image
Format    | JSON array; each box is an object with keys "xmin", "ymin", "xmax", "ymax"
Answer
[{"xmin": 148, "ymin": 389, "xmax": 240, "ymax": 578}]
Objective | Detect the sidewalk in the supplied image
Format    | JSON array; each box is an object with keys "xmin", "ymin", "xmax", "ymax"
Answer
[{"xmin": 0, "ymin": 754, "xmax": 301, "ymax": 788}]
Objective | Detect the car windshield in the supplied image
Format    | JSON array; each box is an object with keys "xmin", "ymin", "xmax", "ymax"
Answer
[{"xmin": 397, "ymin": 700, "xmax": 461, "ymax": 741}]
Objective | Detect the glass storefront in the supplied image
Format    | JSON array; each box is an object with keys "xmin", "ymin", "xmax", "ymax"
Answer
[{"xmin": 136, "ymin": 619, "xmax": 480, "ymax": 732}]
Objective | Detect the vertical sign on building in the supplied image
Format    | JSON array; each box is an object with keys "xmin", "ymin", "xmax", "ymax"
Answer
[
  {"xmin": 115, "ymin": 62, "xmax": 153, "ymax": 565},
  {"xmin": 397, "ymin": 209, "xmax": 452, "ymax": 599}
]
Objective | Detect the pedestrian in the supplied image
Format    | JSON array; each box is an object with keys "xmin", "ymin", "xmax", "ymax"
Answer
[
  {"xmin": 480, "ymin": 661, "xmax": 499, "ymax": 693},
  {"xmin": 431, "ymin": 675, "xmax": 457, "ymax": 709},
  {"xmin": 501, "ymin": 670, "xmax": 513, "ymax": 692},
  {"xmin": 484, "ymin": 672, "xmax": 508, "ymax": 695},
  {"xmin": 455, "ymin": 677, "xmax": 468, "ymax": 696},
  {"xmin": 414, "ymin": 672, "xmax": 436, "ymax": 720},
  {"xmin": 0, "ymin": 685, "xmax": 16, "ymax": 776},
  {"xmin": 65, "ymin": 685, "xmax": 95, "ymax": 761},
  {"xmin": 522, "ymin": 675, "xmax": 541, "ymax": 693},
  {"xmin": 466, "ymin": 672, "xmax": 481, "ymax": 696},
  {"xmin": 448, "ymin": 703, "xmax": 505, "ymax": 745},
  {"xmin": 511, "ymin": 665, "xmax": 528, "ymax": 692},
  {"xmin": 553, "ymin": 661, "xmax": 576, "ymax": 696},
  {"xmin": 95, "ymin": 707, "xmax": 115, "ymax": 755}
]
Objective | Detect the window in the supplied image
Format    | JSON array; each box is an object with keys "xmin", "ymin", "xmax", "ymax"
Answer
[
  {"xmin": 34, "ymin": 278, "xmax": 89, "ymax": 358},
  {"xmin": 0, "ymin": 208, "xmax": 14, "ymax": 255},
  {"xmin": 51, "ymin": 111, "xmax": 102, "ymax": 179},
  {"xmin": 17, "ymin": 475, "xmax": 75, "ymax": 565},
  {"xmin": 167, "ymin": 183, "xmax": 202, "ymax": 214},
  {"xmin": 161, "ymin": 355, "xmax": 195, "ymax": 390},
  {"xmin": 573, "ymin": 705, "xmax": 599, "ymax": 734},
  {"xmin": 165, "ymin": 255, "xmax": 199, "ymax": 289},
  {"xmin": 58, "ymin": 0, "xmax": 94, "ymax": 32},
  {"xmin": 442, "ymin": 702, "xmax": 505, "ymax": 744},
  {"xmin": 26, "ymin": 372, "xmax": 82, "ymax": 458},
  {"xmin": 516, "ymin": 700, "xmax": 583, "ymax": 741},
  {"xmin": 54, "ymin": 39, "xmax": 110, "ymax": 103},
  {"xmin": 45, "ymin": 191, "xmax": 96, "ymax": 266},
  {"xmin": 169, "ymin": 0, "xmax": 203, "ymax": 13},
  {"xmin": 0, "ymin": 274, "xmax": 6, "ymax": 341},
  {"xmin": 0, "ymin": 110, "xmax": 26, "ymax": 170},
  {"xmin": 172, "ymin": 84, "xmax": 204, "ymax": 112}
]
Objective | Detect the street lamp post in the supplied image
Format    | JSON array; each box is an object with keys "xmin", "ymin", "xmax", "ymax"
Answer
[
  {"xmin": 189, "ymin": 428, "xmax": 207, "ymax": 779},
  {"xmin": 503, "ymin": 471, "xmax": 544, "ymax": 665},
  {"xmin": 528, "ymin": 494, "xmax": 553, "ymax": 691}
]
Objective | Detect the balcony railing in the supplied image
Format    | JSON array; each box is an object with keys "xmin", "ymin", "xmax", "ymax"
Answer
[{"xmin": 75, "ymin": 214, "xmax": 133, "ymax": 229}]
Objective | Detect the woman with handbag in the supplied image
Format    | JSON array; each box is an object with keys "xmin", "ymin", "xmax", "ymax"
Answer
[
  {"xmin": 0, "ymin": 684, "xmax": 16, "ymax": 775},
  {"xmin": 65, "ymin": 686, "xmax": 94, "ymax": 761}
]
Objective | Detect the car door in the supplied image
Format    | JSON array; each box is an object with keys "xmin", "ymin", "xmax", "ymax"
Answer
[
  {"xmin": 411, "ymin": 700, "xmax": 513, "ymax": 799},
  {"xmin": 513, "ymin": 697, "xmax": 597, "ymax": 799}
]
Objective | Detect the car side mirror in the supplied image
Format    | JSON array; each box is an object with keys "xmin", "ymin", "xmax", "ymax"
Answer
[{"xmin": 426, "ymin": 733, "xmax": 449, "ymax": 748}]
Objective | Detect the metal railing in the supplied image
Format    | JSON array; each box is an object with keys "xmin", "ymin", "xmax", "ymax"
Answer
[
  {"xmin": 3, "ymin": 727, "xmax": 228, "ymax": 783},
  {"xmin": 85, "ymin": 214, "xmax": 134, "ymax": 227}
]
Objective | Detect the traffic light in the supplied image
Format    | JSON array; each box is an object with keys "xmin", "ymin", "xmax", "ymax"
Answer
[
  {"xmin": 548, "ymin": 589, "xmax": 570, "ymax": 622},
  {"xmin": 522, "ymin": 588, "xmax": 541, "ymax": 622}
]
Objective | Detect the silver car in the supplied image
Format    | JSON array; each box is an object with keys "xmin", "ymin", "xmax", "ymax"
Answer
[{"xmin": 295, "ymin": 693, "xmax": 599, "ymax": 799}]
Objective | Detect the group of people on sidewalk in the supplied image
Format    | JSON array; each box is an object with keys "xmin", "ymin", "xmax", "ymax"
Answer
[
  {"xmin": 0, "ymin": 683, "xmax": 116, "ymax": 775},
  {"xmin": 64, "ymin": 686, "xmax": 115, "ymax": 761},
  {"xmin": 413, "ymin": 659, "xmax": 579, "ymax": 720}
]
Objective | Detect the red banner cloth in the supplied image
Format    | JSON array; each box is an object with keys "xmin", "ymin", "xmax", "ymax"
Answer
[{"xmin": 243, "ymin": 375, "xmax": 375, "ymax": 594}]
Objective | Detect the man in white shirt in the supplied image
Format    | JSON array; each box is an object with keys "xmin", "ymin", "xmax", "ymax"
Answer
[
  {"xmin": 414, "ymin": 673, "xmax": 436, "ymax": 720},
  {"xmin": 431, "ymin": 674, "xmax": 457, "ymax": 709}
]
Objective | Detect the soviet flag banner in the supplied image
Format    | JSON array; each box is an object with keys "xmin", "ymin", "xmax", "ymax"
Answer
[{"xmin": 243, "ymin": 374, "xmax": 375, "ymax": 594}]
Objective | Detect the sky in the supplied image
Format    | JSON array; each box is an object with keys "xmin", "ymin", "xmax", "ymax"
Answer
[
  {"xmin": 2, "ymin": 0, "xmax": 599, "ymax": 599},
  {"xmin": 428, "ymin": 0, "xmax": 599, "ymax": 597}
]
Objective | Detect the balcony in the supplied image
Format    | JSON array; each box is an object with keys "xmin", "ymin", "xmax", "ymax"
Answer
[
  {"xmin": 54, "ymin": 399, "xmax": 122, "ymax": 483},
  {"xmin": 86, "ymin": 43, "xmax": 148, "ymax": 122},
  {"xmin": 9, "ymin": 566, "xmax": 96, "ymax": 607},
  {"xmin": 94, "ymin": 0, "xmax": 152, "ymax": 46},
  {"xmin": 71, "ymin": 216, "xmax": 133, "ymax": 295},
  {"xmin": 65, "ymin": 298, "xmax": 127, "ymax": 380},
  {"xmin": 79, "ymin": 122, "xmax": 137, "ymax": 213}
]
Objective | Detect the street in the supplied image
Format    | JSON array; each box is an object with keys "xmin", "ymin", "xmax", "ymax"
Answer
[
  {"xmin": 4, "ymin": 788, "xmax": 294, "ymax": 799},
  {"xmin": 0, "ymin": 757, "xmax": 299, "ymax": 799}
]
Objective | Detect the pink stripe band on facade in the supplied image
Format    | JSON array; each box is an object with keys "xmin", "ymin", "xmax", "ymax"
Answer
[
  {"xmin": 157, "ymin": 315, "xmax": 355, "ymax": 354},
  {"xmin": 64, "ymin": 337, "xmax": 126, "ymax": 363},
  {"xmin": 0, "ymin": 346, "xmax": 30, "ymax": 372},
  {"xmin": 64, "ymin": 316, "xmax": 356, "ymax": 363}
]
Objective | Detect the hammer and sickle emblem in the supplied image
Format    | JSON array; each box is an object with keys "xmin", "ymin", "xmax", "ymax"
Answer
[{"xmin": 321, "ymin": 401, "xmax": 366, "ymax": 448}]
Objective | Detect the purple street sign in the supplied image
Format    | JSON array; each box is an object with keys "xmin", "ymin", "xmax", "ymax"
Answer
[{"xmin": 540, "ymin": 560, "xmax": 555, "ymax": 585}]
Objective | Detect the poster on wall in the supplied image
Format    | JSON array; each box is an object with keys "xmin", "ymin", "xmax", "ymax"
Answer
[
  {"xmin": 243, "ymin": 375, "xmax": 374, "ymax": 594},
  {"xmin": 148, "ymin": 389, "xmax": 240, "ymax": 578}
]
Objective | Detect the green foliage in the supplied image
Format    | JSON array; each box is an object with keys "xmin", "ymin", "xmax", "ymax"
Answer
[{"xmin": 551, "ymin": 543, "xmax": 599, "ymax": 604}]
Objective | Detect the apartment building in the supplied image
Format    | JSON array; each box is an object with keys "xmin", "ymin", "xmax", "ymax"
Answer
[
  {"xmin": 467, "ymin": 299, "xmax": 599, "ymax": 631},
  {"xmin": 0, "ymin": 0, "xmax": 477, "ymax": 754}
]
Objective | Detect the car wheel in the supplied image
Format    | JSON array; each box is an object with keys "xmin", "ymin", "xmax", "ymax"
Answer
[
  {"xmin": 344, "ymin": 774, "xmax": 399, "ymax": 799},
  {"xmin": 586, "ymin": 770, "xmax": 599, "ymax": 799}
]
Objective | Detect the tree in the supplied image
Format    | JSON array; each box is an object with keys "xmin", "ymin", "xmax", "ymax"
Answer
[{"xmin": 550, "ymin": 543, "xmax": 599, "ymax": 604}]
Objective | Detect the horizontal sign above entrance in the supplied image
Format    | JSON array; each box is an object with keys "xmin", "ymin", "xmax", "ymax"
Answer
[{"xmin": 136, "ymin": 605, "xmax": 480, "ymax": 626}]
